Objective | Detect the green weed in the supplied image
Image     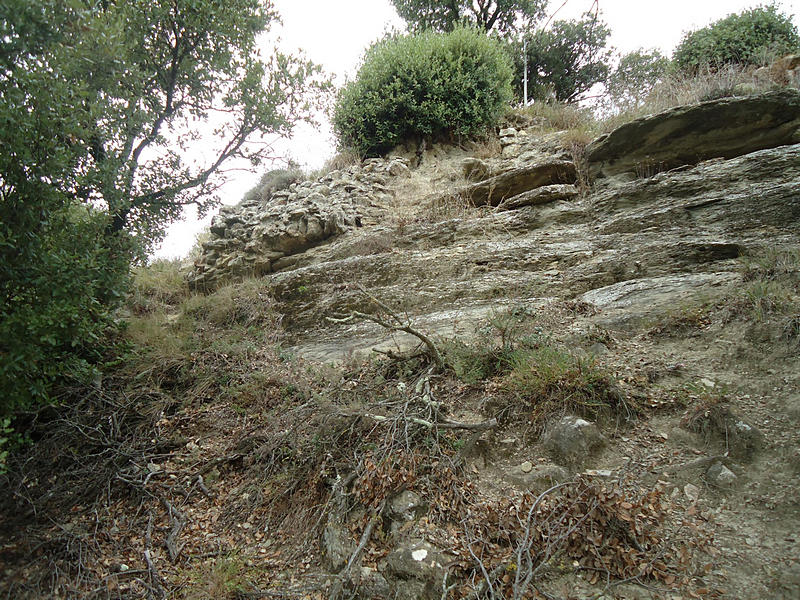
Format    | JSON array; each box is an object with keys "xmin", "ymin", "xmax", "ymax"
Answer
[{"xmin": 181, "ymin": 553, "xmax": 250, "ymax": 600}]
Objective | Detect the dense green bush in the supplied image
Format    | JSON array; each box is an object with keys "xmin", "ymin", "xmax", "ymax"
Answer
[
  {"xmin": 673, "ymin": 5, "xmax": 800, "ymax": 72},
  {"xmin": 0, "ymin": 205, "xmax": 129, "ymax": 415},
  {"xmin": 332, "ymin": 28, "xmax": 513, "ymax": 156},
  {"xmin": 0, "ymin": 0, "xmax": 321, "ymax": 421}
]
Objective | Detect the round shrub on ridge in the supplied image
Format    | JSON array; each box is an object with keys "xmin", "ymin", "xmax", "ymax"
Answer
[
  {"xmin": 332, "ymin": 28, "xmax": 513, "ymax": 157},
  {"xmin": 673, "ymin": 5, "xmax": 800, "ymax": 73}
]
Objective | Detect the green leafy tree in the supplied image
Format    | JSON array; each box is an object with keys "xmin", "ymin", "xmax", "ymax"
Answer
[
  {"xmin": 606, "ymin": 48, "xmax": 671, "ymax": 108},
  {"xmin": 390, "ymin": 0, "xmax": 547, "ymax": 34},
  {"xmin": 0, "ymin": 0, "xmax": 324, "ymax": 415},
  {"xmin": 332, "ymin": 28, "xmax": 513, "ymax": 157},
  {"xmin": 673, "ymin": 4, "xmax": 800, "ymax": 72},
  {"xmin": 513, "ymin": 13, "xmax": 612, "ymax": 103}
]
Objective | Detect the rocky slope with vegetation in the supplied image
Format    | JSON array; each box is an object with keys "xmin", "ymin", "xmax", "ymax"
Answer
[
  {"xmin": 3, "ymin": 84, "xmax": 798, "ymax": 600},
  {"xmin": 3, "ymin": 1, "xmax": 800, "ymax": 597}
]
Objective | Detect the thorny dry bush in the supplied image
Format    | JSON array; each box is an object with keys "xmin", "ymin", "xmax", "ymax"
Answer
[{"xmin": 451, "ymin": 477, "xmax": 716, "ymax": 600}]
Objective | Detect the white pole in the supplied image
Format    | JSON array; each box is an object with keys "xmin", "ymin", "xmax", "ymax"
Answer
[{"xmin": 523, "ymin": 37, "xmax": 528, "ymax": 106}]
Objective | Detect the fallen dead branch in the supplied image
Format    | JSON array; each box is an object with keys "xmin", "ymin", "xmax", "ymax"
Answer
[
  {"xmin": 328, "ymin": 499, "xmax": 388, "ymax": 600},
  {"xmin": 327, "ymin": 285, "xmax": 445, "ymax": 370},
  {"xmin": 363, "ymin": 412, "xmax": 497, "ymax": 431},
  {"xmin": 452, "ymin": 476, "xmax": 709, "ymax": 599},
  {"xmin": 162, "ymin": 498, "xmax": 186, "ymax": 562}
]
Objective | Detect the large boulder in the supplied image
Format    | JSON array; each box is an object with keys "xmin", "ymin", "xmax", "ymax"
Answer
[
  {"xmin": 382, "ymin": 540, "xmax": 448, "ymax": 600},
  {"xmin": 542, "ymin": 416, "xmax": 606, "ymax": 468},
  {"xmin": 586, "ymin": 89, "xmax": 800, "ymax": 180},
  {"xmin": 495, "ymin": 184, "xmax": 579, "ymax": 211}
]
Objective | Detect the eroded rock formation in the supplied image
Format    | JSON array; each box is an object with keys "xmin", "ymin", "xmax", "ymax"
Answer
[
  {"xmin": 191, "ymin": 90, "xmax": 799, "ymax": 362},
  {"xmin": 188, "ymin": 157, "xmax": 411, "ymax": 290},
  {"xmin": 180, "ymin": 89, "xmax": 799, "ymax": 600}
]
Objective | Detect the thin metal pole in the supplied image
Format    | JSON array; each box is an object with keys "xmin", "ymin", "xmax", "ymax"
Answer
[{"xmin": 523, "ymin": 37, "xmax": 528, "ymax": 106}]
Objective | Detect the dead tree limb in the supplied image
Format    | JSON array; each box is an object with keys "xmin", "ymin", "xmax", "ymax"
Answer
[
  {"xmin": 143, "ymin": 549, "xmax": 167, "ymax": 600},
  {"xmin": 326, "ymin": 285, "xmax": 445, "ymax": 370},
  {"xmin": 161, "ymin": 498, "xmax": 186, "ymax": 562},
  {"xmin": 362, "ymin": 413, "xmax": 496, "ymax": 431},
  {"xmin": 328, "ymin": 499, "xmax": 387, "ymax": 600}
]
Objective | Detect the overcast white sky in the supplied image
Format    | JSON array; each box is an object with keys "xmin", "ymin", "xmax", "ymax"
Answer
[{"xmin": 154, "ymin": 0, "xmax": 800, "ymax": 259}]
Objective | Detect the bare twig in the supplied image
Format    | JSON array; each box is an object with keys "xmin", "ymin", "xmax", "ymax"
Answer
[
  {"xmin": 143, "ymin": 549, "xmax": 167, "ymax": 600},
  {"xmin": 464, "ymin": 547, "xmax": 504, "ymax": 600}
]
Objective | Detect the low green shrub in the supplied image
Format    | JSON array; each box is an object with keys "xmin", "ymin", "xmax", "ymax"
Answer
[
  {"xmin": 0, "ymin": 209, "xmax": 129, "ymax": 416},
  {"xmin": 503, "ymin": 346, "xmax": 626, "ymax": 422},
  {"xmin": 241, "ymin": 164, "xmax": 304, "ymax": 205},
  {"xmin": 0, "ymin": 417, "xmax": 13, "ymax": 474},
  {"xmin": 673, "ymin": 4, "xmax": 800, "ymax": 72},
  {"xmin": 332, "ymin": 27, "xmax": 513, "ymax": 156}
]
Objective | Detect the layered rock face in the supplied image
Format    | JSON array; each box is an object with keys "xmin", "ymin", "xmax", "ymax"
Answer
[
  {"xmin": 186, "ymin": 90, "xmax": 800, "ymax": 600},
  {"xmin": 191, "ymin": 91, "xmax": 800, "ymax": 361},
  {"xmin": 586, "ymin": 89, "xmax": 800, "ymax": 179}
]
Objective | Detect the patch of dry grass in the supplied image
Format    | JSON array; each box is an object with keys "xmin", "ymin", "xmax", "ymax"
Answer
[
  {"xmin": 306, "ymin": 149, "xmax": 363, "ymax": 181},
  {"xmin": 130, "ymin": 258, "xmax": 189, "ymax": 314},
  {"xmin": 600, "ymin": 63, "xmax": 780, "ymax": 132},
  {"xmin": 524, "ymin": 101, "xmax": 597, "ymax": 133}
]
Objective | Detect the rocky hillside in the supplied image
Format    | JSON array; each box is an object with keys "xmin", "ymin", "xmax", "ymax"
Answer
[
  {"xmin": 3, "ymin": 90, "xmax": 799, "ymax": 600},
  {"xmin": 192, "ymin": 90, "xmax": 799, "ymax": 365},
  {"xmin": 189, "ymin": 89, "xmax": 800, "ymax": 599}
]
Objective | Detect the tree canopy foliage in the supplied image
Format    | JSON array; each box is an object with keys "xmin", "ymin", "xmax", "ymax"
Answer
[
  {"xmin": 390, "ymin": 0, "xmax": 547, "ymax": 34},
  {"xmin": 513, "ymin": 13, "xmax": 612, "ymax": 103},
  {"xmin": 0, "ymin": 0, "xmax": 323, "ymax": 415},
  {"xmin": 606, "ymin": 48, "xmax": 671, "ymax": 108},
  {"xmin": 673, "ymin": 4, "xmax": 800, "ymax": 72},
  {"xmin": 332, "ymin": 28, "xmax": 512, "ymax": 156}
]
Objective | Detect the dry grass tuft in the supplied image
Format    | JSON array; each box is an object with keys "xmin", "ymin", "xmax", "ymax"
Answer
[
  {"xmin": 522, "ymin": 101, "xmax": 597, "ymax": 133},
  {"xmin": 465, "ymin": 134, "xmax": 502, "ymax": 159},
  {"xmin": 182, "ymin": 277, "xmax": 280, "ymax": 329},
  {"xmin": 306, "ymin": 149, "xmax": 364, "ymax": 181},
  {"xmin": 600, "ymin": 63, "xmax": 780, "ymax": 132},
  {"xmin": 130, "ymin": 258, "xmax": 189, "ymax": 314}
]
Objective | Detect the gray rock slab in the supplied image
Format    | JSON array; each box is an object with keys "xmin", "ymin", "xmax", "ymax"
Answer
[
  {"xmin": 457, "ymin": 160, "xmax": 577, "ymax": 206},
  {"xmin": 586, "ymin": 89, "xmax": 800, "ymax": 180}
]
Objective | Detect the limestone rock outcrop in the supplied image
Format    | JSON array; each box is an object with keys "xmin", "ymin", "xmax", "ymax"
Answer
[
  {"xmin": 754, "ymin": 54, "xmax": 800, "ymax": 87},
  {"xmin": 495, "ymin": 183, "xmax": 579, "ymax": 211},
  {"xmin": 182, "ymin": 91, "xmax": 800, "ymax": 599},
  {"xmin": 542, "ymin": 416, "xmax": 606, "ymax": 468},
  {"xmin": 190, "ymin": 89, "xmax": 799, "ymax": 365},
  {"xmin": 586, "ymin": 89, "xmax": 800, "ymax": 179},
  {"xmin": 188, "ymin": 157, "xmax": 410, "ymax": 290},
  {"xmin": 267, "ymin": 142, "xmax": 798, "ymax": 361}
]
